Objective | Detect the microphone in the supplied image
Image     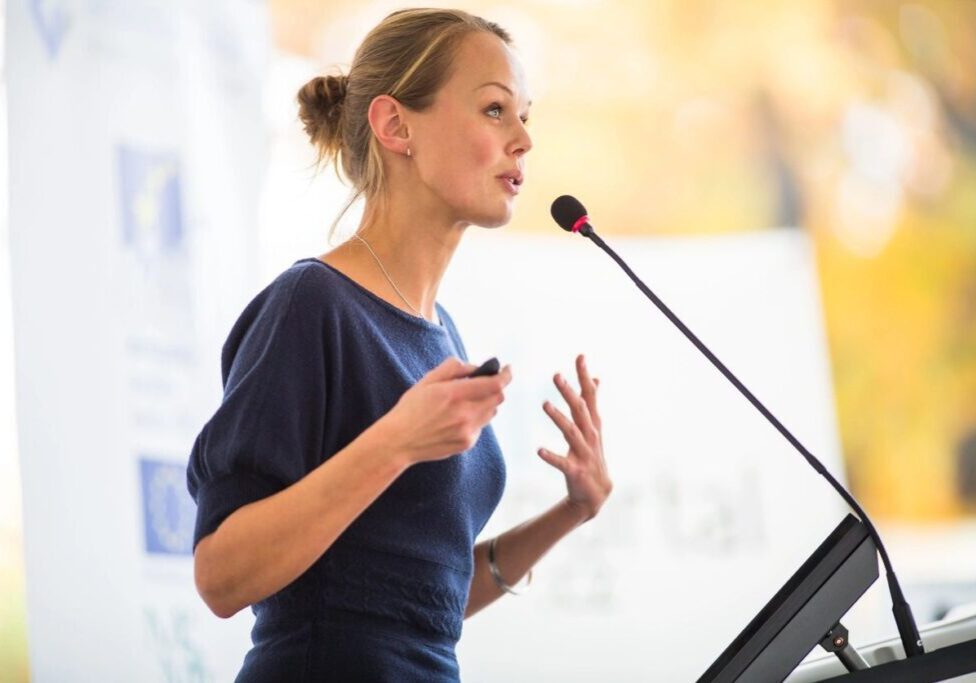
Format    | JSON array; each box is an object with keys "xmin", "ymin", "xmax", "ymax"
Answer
[{"xmin": 551, "ymin": 194, "xmax": 926, "ymax": 659}]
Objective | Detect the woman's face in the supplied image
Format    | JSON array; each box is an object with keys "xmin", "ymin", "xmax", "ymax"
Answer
[{"xmin": 407, "ymin": 31, "xmax": 533, "ymax": 229}]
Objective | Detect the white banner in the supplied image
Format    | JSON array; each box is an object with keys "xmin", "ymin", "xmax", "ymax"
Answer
[{"xmin": 9, "ymin": 1, "xmax": 268, "ymax": 679}]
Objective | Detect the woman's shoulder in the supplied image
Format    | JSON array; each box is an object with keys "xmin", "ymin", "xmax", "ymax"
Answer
[
  {"xmin": 275, "ymin": 256, "xmax": 337, "ymax": 297},
  {"xmin": 219, "ymin": 259, "xmax": 343, "ymax": 377},
  {"xmin": 253, "ymin": 257, "xmax": 351, "ymax": 316}
]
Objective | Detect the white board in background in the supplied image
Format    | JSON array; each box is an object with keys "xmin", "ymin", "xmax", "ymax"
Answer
[{"xmin": 442, "ymin": 228, "xmax": 887, "ymax": 681}]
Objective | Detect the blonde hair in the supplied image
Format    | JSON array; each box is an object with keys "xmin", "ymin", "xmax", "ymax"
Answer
[{"xmin": 296, "ymin": 8, "xmax": 512, "ymax": 240}]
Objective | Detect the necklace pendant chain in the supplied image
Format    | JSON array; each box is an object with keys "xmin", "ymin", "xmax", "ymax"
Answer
[{"xmin": 354, "ymin": 234, "xmax": 426, "ymax": 320}]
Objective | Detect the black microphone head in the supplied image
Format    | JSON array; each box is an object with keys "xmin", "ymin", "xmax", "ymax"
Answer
[{"xmin": 550, "ymin": 195, "xmax": 589, "ymax": 233}]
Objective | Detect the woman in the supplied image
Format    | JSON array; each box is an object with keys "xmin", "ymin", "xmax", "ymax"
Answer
[{"xmin": 187, "ymin": 8, "xmax": 612, "ymax": 681}]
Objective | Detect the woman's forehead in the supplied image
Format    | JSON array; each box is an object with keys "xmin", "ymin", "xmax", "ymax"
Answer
[{"xmin": 445, "ymin": 32, "xmax": 532, "ymax": 106}]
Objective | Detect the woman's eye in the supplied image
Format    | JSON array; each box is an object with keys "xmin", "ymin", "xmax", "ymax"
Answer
[{"xmin": 486, "ymin": 103, "xmax": 528, "ymax": 125}]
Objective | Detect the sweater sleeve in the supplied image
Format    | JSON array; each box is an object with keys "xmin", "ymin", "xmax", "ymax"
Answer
[{"xmin": 186, "ymin": 266, "xmax": 328, "ymax": 551}]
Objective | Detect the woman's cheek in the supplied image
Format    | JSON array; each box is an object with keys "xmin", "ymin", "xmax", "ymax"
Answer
[{"xmin": 472, "ymin": 131, "xmax": 498, "ymax": 166}]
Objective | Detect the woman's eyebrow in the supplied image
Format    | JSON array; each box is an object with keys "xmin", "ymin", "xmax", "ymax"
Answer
[{"xmin": 475, "ymin": 81, "xmax": 532, "ymax": 107}]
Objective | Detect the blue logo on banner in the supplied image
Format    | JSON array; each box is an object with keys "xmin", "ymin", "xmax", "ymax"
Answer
[
  {"xmin": 117, "ymin": 146, "xmax": 185, "ymax": 257},
  {"xmin": 28, "ymin": 0, "xmax": 71, "ymax": 60},
  {"xmin": 139, "ymin": 458, "xmax": 195, "ymax": 556}
]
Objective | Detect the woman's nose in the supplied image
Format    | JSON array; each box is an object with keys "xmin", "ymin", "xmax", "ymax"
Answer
[{"xmin": 512, "ymin": 126, "xmax": 532, "ymax": 157}]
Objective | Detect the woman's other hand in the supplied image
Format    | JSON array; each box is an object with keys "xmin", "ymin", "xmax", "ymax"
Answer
[{"xmin": 538, "ymin": 354, "xmax": 612, "ymax": 521}]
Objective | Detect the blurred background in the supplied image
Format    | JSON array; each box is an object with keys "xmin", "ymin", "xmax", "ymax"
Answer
[{"xmin": 2, "ymin": 0, "xmax": 975, "ymax": 679}]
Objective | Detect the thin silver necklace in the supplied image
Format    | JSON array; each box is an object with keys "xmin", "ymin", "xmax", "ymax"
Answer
[{"xmin": 353, "ymin": 233, "xmax": 427, "ymax": 321}]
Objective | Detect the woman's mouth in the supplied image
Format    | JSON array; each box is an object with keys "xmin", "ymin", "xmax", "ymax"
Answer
[{"xmin": 498, "ymin": 173, "xmax": 523, "ymax": 195}]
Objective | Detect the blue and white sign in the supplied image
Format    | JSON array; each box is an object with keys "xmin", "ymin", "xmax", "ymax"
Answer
[
  {"xmin": 140, "ymin": 458, "xmax": 195, "ymax": 556},
  {"xmin": 118, "ymin": 146, "xmax": 185, "ymax": 257},
  {"xmin": 28, "ymin": 0, "xmax": 71, "ymax": 60}
]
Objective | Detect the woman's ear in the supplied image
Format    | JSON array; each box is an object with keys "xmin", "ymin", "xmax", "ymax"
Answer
[{"xmin": 367, "ymin": 94, "xmax": 411, "ymax": 156}]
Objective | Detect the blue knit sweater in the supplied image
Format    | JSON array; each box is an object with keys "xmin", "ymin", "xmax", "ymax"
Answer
[{"xmin": 186, "ymin": 258, "xmax": 507, "ymax": 646}]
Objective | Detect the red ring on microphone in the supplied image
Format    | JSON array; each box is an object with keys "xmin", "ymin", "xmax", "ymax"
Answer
[{"xmin": 572, "ymin": 215, "xmax": 589, "ymax": 233}]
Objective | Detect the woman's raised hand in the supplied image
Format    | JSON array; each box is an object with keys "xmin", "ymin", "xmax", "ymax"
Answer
[
  {"xmin": 538, "ymin": 354, "xmax": 613, "ymax": 521},
  {"xmin": 381, "ymin": 356, "xmax": 512, "ymax": 465}
]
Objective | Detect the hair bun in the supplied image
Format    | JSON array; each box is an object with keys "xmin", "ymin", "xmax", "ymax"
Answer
[
  {"xmin": 320, "ymin": 73, "xmax": 348, "ymax": 107},
  {"xmin": 297, "ymin": 73, "xmax": 348, "ymax": 149}
]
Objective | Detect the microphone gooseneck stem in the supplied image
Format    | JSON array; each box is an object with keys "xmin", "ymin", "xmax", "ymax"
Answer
[{"xmin": 582, "ymin": 226, "xmax": 925, "ymax": 658}]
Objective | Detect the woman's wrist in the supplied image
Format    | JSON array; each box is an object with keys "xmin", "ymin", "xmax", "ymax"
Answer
[
  {"xmin": 360, "ymin": 416, "xmax": 415, "ymax": 473},
  {"xmin": 561, "ymin": 496, "xmax": 595, "ymax": 525}
]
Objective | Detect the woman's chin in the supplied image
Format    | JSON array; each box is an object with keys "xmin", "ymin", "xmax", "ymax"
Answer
[{"xmin": 474, "ymin": 204, "xmax": 514, "ymax": 229}]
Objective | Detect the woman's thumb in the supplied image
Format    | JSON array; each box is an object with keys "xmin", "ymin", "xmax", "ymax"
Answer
[{"xmin": 417, "ymin": 356, "xmax": 475, "ymax": 384}]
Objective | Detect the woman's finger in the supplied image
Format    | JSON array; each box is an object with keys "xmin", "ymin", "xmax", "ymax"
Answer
[
  {"xmin": 576, "ymin": 355, "xmax": 602, "ymax": 432},
  {"xmin": 543, "ymin": 401, "xmax": 589, "ymax": 457},
  {"xmin": 537, "ymin": 447, "xmax": 568, "ymax": 474},
  {"xmin": 451, "ymin": 366, "xmax": 512, "ymax": 401},
  {"xmin": 418, "ymin": 356, "xmax": 475, "ymax": 384},
  {"xmin": 553, "ymin": 373, "xmax": 597, "ymax": 442}
]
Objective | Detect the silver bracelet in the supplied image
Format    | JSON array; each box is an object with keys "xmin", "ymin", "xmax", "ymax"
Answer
[{"xmin": 488, "ymin": 536, "xmax": 533, "ymax": 596}]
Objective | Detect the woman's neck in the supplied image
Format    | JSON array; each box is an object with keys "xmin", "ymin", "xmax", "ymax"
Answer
[{"xmin": 320, "ymin": 196, "xmax": 468, "ymax": 323}]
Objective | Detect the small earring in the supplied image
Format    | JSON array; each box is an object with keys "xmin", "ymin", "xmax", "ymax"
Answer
[{"xmin": 406, "ymin": 147, "xmax": 412, "ymax": 158}]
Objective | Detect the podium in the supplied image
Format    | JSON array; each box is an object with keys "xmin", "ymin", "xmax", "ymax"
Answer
[
  {"xmin": 697, "ymin": 515, "xmax": 976, "ymax": 682},
  {"xmin": 789, "ymin": 608, "xmax": 976, "ymax": 682}
]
